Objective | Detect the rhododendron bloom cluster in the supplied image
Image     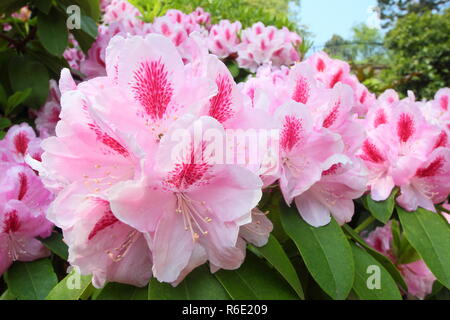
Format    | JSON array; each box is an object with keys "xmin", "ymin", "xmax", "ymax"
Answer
[
  {"xmin": 69, "ymin": 0, "xmax": 302, "ymax": 79},
  {"xmin": 0, "ymin": 124, "xmax": 53, "ymax": 275},
  {"xmin": 359, "ymin": 90, "xmax": 450, "ymax": 212},
  {"xmin": 36, "ymin": 34, "xmax": 271, "ymax": 287},
  {"xmin": 2, "ymin": 0, "xmax": 450, "ymax": 299}
]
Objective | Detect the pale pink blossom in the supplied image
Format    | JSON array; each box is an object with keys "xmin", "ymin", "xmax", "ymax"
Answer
[
  {"xmin": 0, "ymin": 123, "xmax": 43, "ymax": 163},
  {"xmin": 103, "ymin": 0, "xmax": 144, "ymax": 27},
  {"xmin": 359, "ymin": 98, "xmax": 444, "ymax": 205},
  {"xmin": 237, "ymin": 22, "xmax": 301, "ymax": 72},
  {"xmin": 208, "ymin": 20, "xmax": 242, "ymax": 58},
  {"xmin": 189, "ymin": 7, "xmax": 211, "ymax": 26},
  {"xmin": 294, "ymin": 155, "xmax": 367, "ymax": 227},
  {"xmin": 0, "ymin": 164, "xmax": 54, "ymax": 275},
  {"xmin": 37, "ymin": 34, "xmax": 265, "ymax": 286},
  {"xmin": 35, "ymin": 80, "xmax": 62, "ymax": 138}
]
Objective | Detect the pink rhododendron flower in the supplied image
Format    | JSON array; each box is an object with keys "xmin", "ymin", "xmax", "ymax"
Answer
[
  {"xmin": 0, "ymin": 124, "xmax": 54, "ymax": 275},
  {"xmin": 305, "ymin": 52, "xmax": 376, "ymax": 116},
  {"xmin": 294, "ymin": 155, "xmax": 367, "ymax": 227},
  {"xmin": 365, "ymin": 223, "xmax": 436, "ymax": 299},
  {"xmin": 0, "ymin": 123, "xmax": 43, "ymax": 163},
  {"xmin": 237, "ymin": 22, "xmax": 301, "ymax": 72},
  {"xmin": 208, "ymin": 20, "xmax": 242, "ymax": 58},
  {"xmin": 103, "ymin": 0, "xmax": 144, "ymax": 27},
  {"xmin": 0, "ymin": 164, "xmax": 54, "ymax": 275},
  {"xmin": 190, "ymin": 7, "xmax": 211, "ymax": 26},
  {"xmin": 37, "ymin": 33, "xmax": 266, "ymax": 287},
  {"xmin": 359, "ymin": 92, "xmax": 450, "ymax": 211}
]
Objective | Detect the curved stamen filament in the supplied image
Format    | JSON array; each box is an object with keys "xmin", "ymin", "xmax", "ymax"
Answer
[
  {"xmin": 106, "ymin": 230, "xmax": 139, "ymax": 262},
  {"xmin": 176, "ymin": 193, "xmax": 212, "ymax": 242}
]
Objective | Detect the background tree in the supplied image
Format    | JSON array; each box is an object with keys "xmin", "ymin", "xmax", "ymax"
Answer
[
  {"xmin": 382, "ymin": 8, "xmax": 450, "ymax": 99},
  {"xmin": 377, "ymin": 0, "xmax": 449, "ymax": 28}
]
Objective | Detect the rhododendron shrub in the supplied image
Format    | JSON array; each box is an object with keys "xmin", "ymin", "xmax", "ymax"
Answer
[{"xmin": 0, "ymin": 0, "xmax": 449, "ymax": 301}]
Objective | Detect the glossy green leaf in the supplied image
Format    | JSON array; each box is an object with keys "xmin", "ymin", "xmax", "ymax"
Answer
[
  {"xmin": 280, "ymin": 202, "xmax": 354, "ymax": 300},
  {"xmin": 0, "ymin": 289, "xmax": 16, "ymax": 300},
  {"xmin": 46, "ymin": 269, "xmax": 92, "ymax": 300},
  {"xmin": 397, "ymin": 206, "xmax": 450, "ymax": 289},
  {"xmin": 364, "ymin": 189, "xmax": 398, "ymax": 223},
  {"xmin": 149, "ymin": 265, "xmax": 230, "ymax": 300},
  {"xmin": 250, "ymin": 235, "xmax": 304, "ymax": 299},
  {"xmin": 214, "ymin": 252, "xmax": 298, "ymax": 300},
  {"xmin": 39, "ymin": 232, "xmax": 69, "ymax": 260},
  {"xmin": 0, "ymin": 117, "xmax": 11, "ymax": 130},
  {"xmin": 343, "ymin": 224, "xmax": 407, "ymax": 291},
  {"xmin": 5, "ymin": 88, "xmax": 32, "ymax": 115},
  {"xmin": 96, "ymin": 283, "xmax": 147, "ymax": 300},
  {"xmin": 37, "ymin": 8, "xmax": 69, "ymax": 56},
  {"xmin": 9, "ymin": 56, "xmax": 49, "ymax": 108},
  {"xmin": 351, "ymin": 243, "xmax": 402, "ymax": 300},
  {"xmin": 5, "ymin": 259, "xmax": 57, "ymax": 300}
]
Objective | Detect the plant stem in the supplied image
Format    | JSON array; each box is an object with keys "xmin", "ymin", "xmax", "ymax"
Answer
[{"xmin": 354, "ymin": 215, "xmax": 375, "ymax": 234}]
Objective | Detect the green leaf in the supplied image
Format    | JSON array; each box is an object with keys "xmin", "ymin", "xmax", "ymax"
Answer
[
  {"xmin": 149, "ymin": 264, "xmax": 230, "ymax": 300},
  {"xmin": 343, "ymin": 224, "xmax": 407, "ymax": 291},
  {"xmin": 0, "ymin": 289, "xmax": 16, "ymax": 300},
  {"xmin": 37, "ymin": 8, "xmax": 69, "ymax": 56},
  {"xmin": 0, "ymin": 117, "xmax": 11, "ymax": 130},
  {"xmin": 214, "ymin": 252, "xmax": 298, "ymax": 300},
  {"xmin": 33, "ymin": 0, "xmax": 52, "ymax": 14},
  {"xmin": 9, "ymin": 56, "xmax": 49, "ymax": 109},
  {"xmin": 280, "ymin": 202, "xmax": 354, "ymax": 300},
  {"xmin": 0, "ymin": 84, "xmax": 7, "ymax": 107},
  {"xmin": 250, "ymin": 235, "xmax": 304, "ymax": 299},
  {"xmin": 351, "ymin": 243, "xmax": 402, "ymax": 300},
  {"xmin": 79, "ymin": 14, "xmax": 98, "ymax": 39},
  {"xmin": 96, "ymin": 283, "xmax": 147, "ymax": 300},
  {"xmin": 6, "ymin": 88, "xmax": 32, "ymax": 115},
  {"xmin": 397, "ymin": 206, "xmax": 450, "ymax": 289},
  {"xmin": 39, "ymin": 231, "xmax": 69, "ymax": 260},
  {"xmin": 46, "ymin": 269, "xmax": 92, "ymax": 300},
  {"xmin": 5, "ymin": 259, "xmax": 57, "ymax": 300},
  {"xmin": 28, "ymin": 43, "xmax": 70, "ymax": 78},
  {"xmin": 364, "ymin": 189, "xmax": 398, "ymax": 223}
]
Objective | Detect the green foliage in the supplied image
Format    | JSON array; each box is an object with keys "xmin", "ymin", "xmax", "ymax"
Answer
[
  {"xmin": 377, "ymin": 0, "xmax": 448, "ymax": 28},
  {"xmin": 149, "ymin": 265, "xmax": 230, "ymax": 300},
  {"xmin": 279, "ymin": 201, "xmax": 354, "ymax": 300},
  {"xmin": 95, "ymin": 283, "xmax": 147, "ymax": 300},
  {"xmin": 250, "ymin": 234, "xmax": 304, "ymax": 299},
  {"xmin": 214, "ymin": 252, "xmax": 298, "ymax": 300},
  {"xmin": 46, "ymin": 269, "xmax": 92, "ymax": 300},
  {"xmin": 350, "ymin": 243, "xmax": 402, "ymax": 300},
  {"xmin": 0, "ymin": 0, "xmax": 100, "ymax": 129},
  {"xmin": 39, "ymin": 231, "xmax": 69, "ymax": 260},
  {"xmin": 4, "ymin": 259, "xmax": 57, "ymax": 300},
  {"xmin": 382, "ymin": 9, "xmax": 450, "ymax": 99},
  {"xmin": 364, "ymin": 189, "xmax": 398, "ymax": 223},
  {"xmin": 397, "ymin": 206, "xmax": 450, "ymax": 289}
]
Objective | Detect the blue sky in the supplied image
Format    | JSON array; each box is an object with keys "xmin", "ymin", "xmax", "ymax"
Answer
[{"xmin": 298, "ymin": 0, "xmax": 379, "ymax": 49}]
